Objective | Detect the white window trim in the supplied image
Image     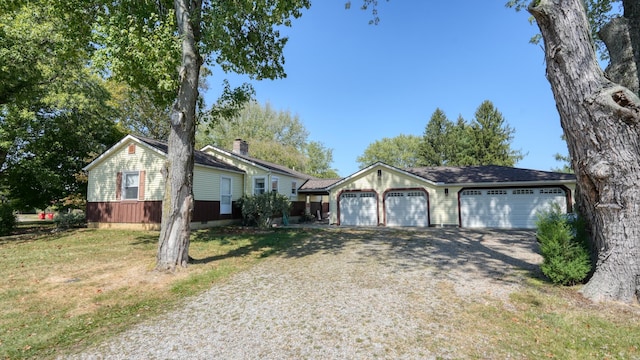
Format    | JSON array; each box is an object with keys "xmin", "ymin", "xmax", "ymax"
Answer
[
  {"xmin": 271, "ymin": 176, "xmax": 279, "ymax": 193},
  {"xmin": 253, "ymin": 176, "xmax": 266, "ymax": 195},
  {"xmin": 122, "ymin": 170, "xmax": 140, "ymax": 200}
]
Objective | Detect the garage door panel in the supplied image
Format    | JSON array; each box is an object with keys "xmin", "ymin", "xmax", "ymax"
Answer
[
  {"xmin": 385, "ymin": 191, "xmax": 428, "ymax": 227},
  {"xmin": 340, "ymin": 192, "xmax": 378, "ymax": 226},
  {"xmin": 461, "ymin": 188, "xmax": 567, "ymax": 229}
]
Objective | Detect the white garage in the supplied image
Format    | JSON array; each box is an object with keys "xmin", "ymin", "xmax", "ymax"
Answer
[
  {"xmin": 460, "ymin": 187, "xmax": 568, "ymax": 229},
  {"xmin": 385, "ymin": 190, "xmax": 429, "ymax": 227},
  {"xmin": 339, "ymin": 191, "xmax": 378, "ymax": 226}
]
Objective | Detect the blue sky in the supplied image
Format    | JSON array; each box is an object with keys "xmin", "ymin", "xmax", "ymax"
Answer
[{"xmin": 204, "ymin": 1, "xmax": 569, "ymax": 177}]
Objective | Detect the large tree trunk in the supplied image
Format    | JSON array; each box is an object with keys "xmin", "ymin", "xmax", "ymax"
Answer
[
  {"xmin": 156, "ymin": 0, "xmax": 202, "ymax": 271},
  {"xmin": 530, "ymin": 0, "xmax": 640, "ymax": 303}
]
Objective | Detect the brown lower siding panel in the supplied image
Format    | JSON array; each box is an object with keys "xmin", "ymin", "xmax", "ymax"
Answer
[
  {"xmin": 192, "ymin": 201, "xmax": 242, "ymax": 222},
  {"xmin": 87, "ymin": 200, "xmax": 327, "ymax": 224},
  {"xmin": 87, "ymin": 200, "xmax": 242, "ymax": 224},
  {"xmin": 87, "ymin": 201, "xmax": 162, "ymax": 223}
]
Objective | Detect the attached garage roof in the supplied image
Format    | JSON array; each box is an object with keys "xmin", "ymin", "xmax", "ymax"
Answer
[
  {"xmin": 405, "ymin": 165, "xmax": 575, "ymax": 185},
  {"xmin": 298, "ymin": 178, "xmax": 341, "ymax": 193}
]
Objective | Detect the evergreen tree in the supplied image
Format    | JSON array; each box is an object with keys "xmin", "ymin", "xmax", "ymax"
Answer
[
  {"xmin": 466, "ymin": 100, "xmax": 524, "ymax": 166},
  {"xmin": 420, "ymin": 108, "xmax": 454, "ymax": 166}
]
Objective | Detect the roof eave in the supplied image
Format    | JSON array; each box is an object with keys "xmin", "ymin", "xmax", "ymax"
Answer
[{"xmin": 441, "ymin": 179, "xmax": 577, "ymax": 187}]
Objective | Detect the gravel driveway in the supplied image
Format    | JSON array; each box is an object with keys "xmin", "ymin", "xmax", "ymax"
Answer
[{"xmin": 67, "ymin": 227, "xmax": 541, "ymax": 359}]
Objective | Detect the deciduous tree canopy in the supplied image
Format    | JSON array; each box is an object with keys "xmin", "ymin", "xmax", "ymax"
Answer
[{"xmin": 197, "ymin": 101, "xmax": 339, "ymax": 178}]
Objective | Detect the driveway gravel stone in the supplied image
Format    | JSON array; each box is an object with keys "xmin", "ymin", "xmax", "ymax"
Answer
[{"xmin": 66, "ymin": 227, "xmax": 541, "ymax": 359}]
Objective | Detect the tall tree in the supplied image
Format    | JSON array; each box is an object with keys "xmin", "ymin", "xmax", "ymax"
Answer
[
  {"xmin": 529, "ymin": 0, "xmax": 640, "ymax": 303},
  {"xmin": 89, "ymin": 0, "xmax": 311, "ymax": 270},
  {"xmin": 305, "ymin": 141, "xmax": 340, "ymax": 178},
  {"xmin": 159, "ymin": 1, "xmax": 310, "ymax": 270},
  {"xmin": 466, "ymin": 100, "xmax": 524, "ymax": 167},
  {"xmin": 0, "ymin": 1, "xmax": 122, "ymax": 210},
  {"xmin": 197, "ymin": 100, "xmax": 337, "ymax": 177},
  {"xmin": 106, "ymin": 82, "xmax": 173, "ymax": 141},
  {"xmin": 197, "ymin": 100, "xmax": 309, "ymax": 168},
  {"xmin": 420, "ymin": 108, "xmax": 454, "ymax": 166},
  {"xmin": 357, "ymin": 134, "xmax": 422, "ymax": 169}
]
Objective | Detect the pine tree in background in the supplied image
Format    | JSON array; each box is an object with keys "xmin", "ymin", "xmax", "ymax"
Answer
[
  {"xmin": 466, "ymin": 100, "xmax": 524, "ymax": 166},
  {"xmin": 420, "ymin": 108, "xmax": 454, "ymax": 166}
]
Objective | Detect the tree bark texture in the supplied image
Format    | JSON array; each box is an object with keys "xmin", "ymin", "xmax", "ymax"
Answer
[
  {"xmin": 530, "ymin": 0, "xmax": 640, "ymax": 303},
  {"xmin": 599, "ymin": 17, "xmax": 639, "ymax": 94},
  {"xmin": 156, "ymin": 0, "xmax": 202, "ymax": 271},
  {"xmin": 623, "ymin": 0, "xmax": 640, "ymax": 96}
]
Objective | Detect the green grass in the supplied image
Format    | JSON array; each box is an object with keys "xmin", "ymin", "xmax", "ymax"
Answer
[
  {"xmin": 431, "ymin": 283, "xmax": 640, "ymax": 359},
  {"xmin": 1, "ymin": 226, "xmax": 639, "ymax": 359},
  {"xmin": 0, "ymin": 226, "xmax": 311, "ymax": 359}
]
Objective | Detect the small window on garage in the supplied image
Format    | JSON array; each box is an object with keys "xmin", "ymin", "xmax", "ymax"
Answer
[
  {"xmin": 407, "ymin": 191, "xmax": 424, "ymax": 197},
  {"xmin": 513, "ymin": 189, "xmax": 534, "ymax": 195},
  {"xmin": 291, "ymin": 181, "xmax": 297, "ymax": 195},
  {"xmin": 387, "ymin": 192, "xmax": 404, "ymax": 197},
  {"xmin": 342, "ymin": 193, "xmax": 357, "ymax": 198},
  {"xmin": 487, "ymin": 190, "xmax": 507, "ymax": 195},
  {"xmin": 360, "ymin": 192, "xmax": 375, "ymax": 198},
  {"xmin": 462, "ymin": 190, "xmax": 482, "ymax": 196},
  {"xmin": 540, "ymin": 188, "xmax": 564, "ymax": 194}
]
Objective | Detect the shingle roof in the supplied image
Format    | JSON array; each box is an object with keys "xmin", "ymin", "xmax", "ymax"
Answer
[
  {"xmin": 134, "ymin": 136, "xmax": 244, "ymax": 173},
  {"xmin": 405, "ymin": 165, "xmax": 575, "ymax": 184},
  {"xmin": 299, "ymin": 178, "xmax": 341, "ymax": 192},
  {"xmin": 205, "ymin": 145, "xmax": 315, "ymax": 180}
]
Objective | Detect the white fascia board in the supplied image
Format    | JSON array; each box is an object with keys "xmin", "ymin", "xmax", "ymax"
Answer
[{"xmin": 82, "ymin": 135, "xmax": 167, "ymax": 171}]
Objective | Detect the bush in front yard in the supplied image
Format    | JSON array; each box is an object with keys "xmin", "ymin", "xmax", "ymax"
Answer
[
  {"xmin": 237, "ymin": 192, "xmax": 291, "ymax": 228},
  {"xmin": 0, "ymin": 203, "xmax": 16, "ymax": 236},
  {"xmin": 536, "ymin": 206, "xmax": 592, "ymax": 286},
  {"xmin": 54, "ymin": 212, "xmax": 86, "ymax": 229}
]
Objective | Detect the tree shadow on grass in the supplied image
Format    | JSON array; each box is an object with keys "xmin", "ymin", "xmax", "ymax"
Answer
[{"xmin": 187, "ymin": 227, "xmax": 327, "ymax": 264}]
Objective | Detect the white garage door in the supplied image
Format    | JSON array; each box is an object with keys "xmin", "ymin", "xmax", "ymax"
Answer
[
  {"xmin": 339, "ymin": 192, "xmax": 378, "ymax": 226},
  {"xmin": 460, "ymin": 188, "xmax": 567, "ymax": 229},
  {"xmin": 385, "ymin": 191, "xmax": 429, "ymax": 227}
]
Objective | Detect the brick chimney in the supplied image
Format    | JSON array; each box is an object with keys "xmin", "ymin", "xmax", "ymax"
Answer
[{"xmin": 232, "ymin": 138, "xmax": 249, "ymax": 156}]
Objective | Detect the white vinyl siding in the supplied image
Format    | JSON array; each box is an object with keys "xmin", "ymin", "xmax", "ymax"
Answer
[{"xmin": 86, "ymin": 141, "xmax": 164, "ymax": 202}]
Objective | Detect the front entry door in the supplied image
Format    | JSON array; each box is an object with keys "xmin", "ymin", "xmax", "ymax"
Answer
[{"xmin": 220, "ymin": 177, "xmax": 232, "ymax": 214}]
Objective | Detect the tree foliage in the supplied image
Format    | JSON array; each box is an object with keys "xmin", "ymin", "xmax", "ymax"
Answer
[
  {"xmin": 420, "ymin": 108, "xmax": 454, "ymax": 166},
  {"xmin": 0, "ymin": 1, "xmax": 123, "ymax": 210},
  {"xmin": 356, "ymin": 134, "xmax": 422, "ymax": 169},
  {"xmin": 197, "ymin": 101, "xmax": 338, "ymax": 177},
  {"xmin": 237, "ymin": 192, "xmax": 291, "ymax": 228},
  {"xmin": 536, "ymin": 207, "xmax": 592, "ymax": 286},
  {"xmin": 465, "ymin": 100, "xmax": 524, "ymax": 166}
]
